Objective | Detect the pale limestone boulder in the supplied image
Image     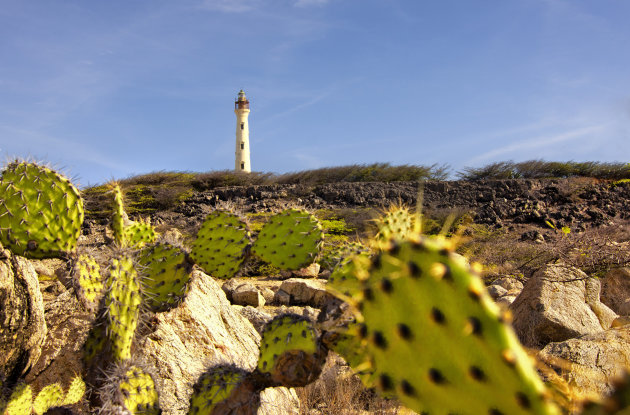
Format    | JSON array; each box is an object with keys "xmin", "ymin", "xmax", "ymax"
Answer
[
  {"xmin": 279, "ymin": 278, "xmax": 330, "ymax": 307},
  {"xmin": 261, "ymin": 287, "xmax": 276, "ymax": 304},
  {"xmin": 487, "ymin": 284, "xmax": 508, "ymax": 299},
  {"xmin": 275, "ymin": 289, "xmax": 291, "ymax": 305},
  {"xmin": 510, "ymin": 265, "xmax": 616, "ymax": 349},
  {"xmin": 541, "ymin": 327, "xmax": 630, "ymax": 399},
  {"xmin": 0, "ymin": 249, "xmax": 47, "ymax": 382},
  {"xmin": 492, "ymin": 276, "xmax": 524, "ymax": 293},
  {"xmin": 233, "ymin": 282, "xmax": 265, "ymax": 307},
  {"xmin": 235, "ymin": 305, "xmax": 273, "ymax": 335},
  {"xmin": 24, "ymin": 288, "xmax": 91, "ymax": 394},
  {"xmin": 601, "ymin": 267, "xmax": 630, "ymax": 315},
  {"xmin": 293, "ymin": 263, "xmax": 321, "ymax": 278},
  {"xmin": 138, "ymin": 270, "xmax": 298, "ymax": 414}
]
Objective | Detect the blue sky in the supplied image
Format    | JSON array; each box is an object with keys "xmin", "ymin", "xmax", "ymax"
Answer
[{"xmin": 1, "ymin": 0, "xmax": 629, "ymax": 186}]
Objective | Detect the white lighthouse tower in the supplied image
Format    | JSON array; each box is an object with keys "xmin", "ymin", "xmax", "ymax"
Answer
[{"xmin": 234, "ymin": 89, "xmax": 251, "ymax": 172}]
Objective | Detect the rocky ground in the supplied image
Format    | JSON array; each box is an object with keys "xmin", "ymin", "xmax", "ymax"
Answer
[{"xmin": 4, "ymin": 178, "xmax": 630, "ymax": 414}]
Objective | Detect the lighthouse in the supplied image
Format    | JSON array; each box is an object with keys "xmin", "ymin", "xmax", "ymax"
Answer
[{"xmin": 234, "ymin": 89, "xmax": 251, "ymax": 172}]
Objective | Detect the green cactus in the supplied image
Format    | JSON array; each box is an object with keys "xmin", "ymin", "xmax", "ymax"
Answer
[
  {"xmin": 2, "ymin": 383, "xmax": 32, "ymax": 415},
  {"xmin": 105, "ymin": 255, "xmax": 142, "ymax": 362},
  {"xmin": 108, "ymin": 182, "xmax": 157, "ymax": 249},
  {"xmin": 327, "ymin": 250, "xmax": 371, "ymax": 302},
  {"xmin": 32, "ymin": 383, "xmax": 64, "ymax": 415},
  {"xmin": 351, "ymin": 235, "xmax": 559, "ymax": 415},
  {"xmin": 252, "ymin": 209, "xmax": 323, "ymax": 271},
  {"xmin": 0, "ymin": 160, "xmax": 84, "ymax": 259},
  {"xmin": 188, "ymin": 365, "xmax": 259, "ymax": 415},
  {"xmin": 62, "ymin": 375, "xmax": 86, "ymax": 406},
  {"xmin": 372, "ymin": 205, "xmax": 416, "ymax": 248},
  {"xmin": 109, "ymin": 182, "xmax": 126, "ymax": 247},
  {"xmin": 257, "ymin": 314, "xmax": 324, "ymax": 387},
  {"xmin": 124, "ymin": 219, "xmax": 158, "ymax": 249},
  {"xmin": 138, "ymin": 242, "xmax": 192, "ymax": 312},
  {"xmin": 190, "ymin": 210, "xmax": 251, "ymax": 279},
  {"xmin": 71, "ymin": 253, "xmax": 104, "ymax": 312},
  {"xmin": 101, "ymin": 363, "xmax": 160, "ymax": 415}
]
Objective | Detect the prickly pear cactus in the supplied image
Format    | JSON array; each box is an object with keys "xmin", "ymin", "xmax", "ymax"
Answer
[
  {"xmin": 353, "ymin": 235, "xmax": 559, "ymax": 415},
  {"xmin": 327, "ymin": 250, "xmax": 371, "ymax": 301},
  {"xmin": 32, "ymin": 383, "xmax": 63, "ymax": 415},
  {"xmin": 62, "ymin": 375, "xmax": 86, "ymax": 406},
  {"xmin": 0, "ymin": 160, "xmax": 84, "ymax": 258},
  {"xmin": 252, "ymin": 209, "xmax": 323, "ymax": 270},
  {"xmin": 105, "ymin": 255, "xmax": 142, "ymax": 362},
  {"xmin": 373, "ymin": 206, "xmax": 416, "ymax": 247},
  {"xmin": 190, "ymin": 210, "xmax": 251, "ymax": 279},
  {"xmin": 138, "ymin": 242, "xmax": 192, "ymax": 312},
  {"xmin": 188, "ymin": 365, "xmax": 259, "ymax": 415},
  {"xmin": 109, "ymin": 182, "xmax": 126, "ymax": 247},
  {"xmin": 124, "ymin": 219, "xmax": 158, "ymax": 249},
  {"xmin": 72, "ymin": 253, "xmax": 104, "ymax": 312},
  {"xmin": 257, "ymin": 314, "xmax": 324, "ymax": 387},
  {"xmin": 102, "ymin": 363, "xmax": 160, "ymax": 415},
  {"xmin": 2, "ymin": 383, "xmax": 32, "ymax": 415}
]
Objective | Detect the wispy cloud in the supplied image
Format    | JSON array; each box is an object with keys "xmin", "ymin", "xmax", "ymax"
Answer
[
  {"xmin": 294, "ymin": 0, "xmax": 331, "ymax": 7},
  {"xmin": 198, "ymin": 0, "xmax": 260, "ymax": 13},
  {"xmin": 466, "ymin": 124, "xmax": 609, "ymax": 165}
]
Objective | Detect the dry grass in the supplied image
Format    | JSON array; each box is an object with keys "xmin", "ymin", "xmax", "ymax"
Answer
[
  {"xmin": 295, "ymin": 355, "xmax": 403, "ymax": 414},
  {"xmin": 458, "ymin": 160, "xmax": 630, "ymax": 181}
]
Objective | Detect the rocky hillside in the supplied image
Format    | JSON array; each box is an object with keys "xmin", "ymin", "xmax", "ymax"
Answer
[{"xmin": 168, "ymin": 178, "xmax": 630, "ymax": 230}]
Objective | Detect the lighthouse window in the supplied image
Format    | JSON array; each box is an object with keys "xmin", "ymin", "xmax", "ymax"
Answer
[
  {"xmin": 241, "ymin": 163, "xmax": 245, "ymax": 170},
  {"xmin": 240, "ymin": 143, "xmax": 244, "ymax": 149},
  {"xmin": 240, "ymin": 122, "xmax": 244, "ymax": 130}
]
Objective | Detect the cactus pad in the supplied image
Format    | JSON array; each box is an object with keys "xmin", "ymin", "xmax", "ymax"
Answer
[
  {"xmin": 102, "ymin": 363, "xmax": 160, "ymax": 414},
  {"xmin": 32, "ymin": 383, "xmax": 64, "ymax": 415},
  {"xmin": 0, "ymin": 161, "xmax": 84, "ymax": 258},
  {"xmin": 138, "ymin": 242, "xmax": 192, "ymax": 312},
  {"xmin": 71, "ymin": 253, "xmax": 104, "ymax": 312},
  {"xmin": 63, "ymin": 375, "xmax": 86, "ymax": 406},
  {"xmin": 373, "ymin": 206, "xmax": 416, "ymax": 248},
  {"xmin": 257, "ymin": 314, "xmax": 324, "ymax": 387},
  {"xmin": 109, "ymin": 182, "xmax": 126, "ymax": 247},
  {"xmin": 190, "ymin": 210, "xmax": 251, "ymax": 279},
  {"xmin": 252, "ymin": 209, "xmax": 323, "ymax": 270},
  {"xmin": 105, "ymin": 255, "xmax": 142, "ymax": 362},
  {"xmin": 354, "ymin": 236, "xmax": 559, "ymax": 415},
  {"xmin": 327, "ymin": 251, "xmax": 371, "ymax": 301},
  {"xmin": 188, "ymin": 365, "xmax": 259, "ymax": 415},
  {"xmin": 3, "ymin": 383, "xmax": 32, "ymax": 415},
  {"xmin": 124, "ymin": 220, "xmax": 158, "ymax": 249}
]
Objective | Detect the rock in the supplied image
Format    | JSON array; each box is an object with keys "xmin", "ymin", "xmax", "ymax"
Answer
[
  {"xmin": 0, "ymin": 250, "xmax": 47, "ymax": 383},
  {"xmin": 24, "ymin": 288, "xmax": 92, "ymax": 415},
  {"xmin": 510, "ymin": 265, "xmax": 616, "ymax": 349},
  {"xmin": 138, "ymin": 270, "xmax": 262, "ymax": 414},
  {"xmin": 279, "ymin": 278, "xmax": 330, "ymax": 307},
  {"xmin": 541, "ymin": 327, "xmax": 630, "ymax": 398},
  {"xmin": 487, "ymin": 284, "xmax": 508, "ymax": 299},
  {"xmin": 585, "ymin": 277, "xmax": 618, "ymax": 331},
  {"xmin": 30, "ymin": 258, "xmax": 67, "ymax": 281},
  {"xmin": 601, "ymin": 267, "xmax": 630, "ymax": 315},
  {"xmin": 236, "ymin": 305, "xmax": 273, "ymax": 335},
  {"xmin": 492, "ymin": 276, "xmax": 524, "ymax": 293},
  {"xmin": 274, "ymin": 289, "xmax": 291, "ymax": 306},
  {"xmin": 496, "ymin": 295, "xmax": 517, "ymax": 307},
  {"xmin": 222, "ymin": 278, "xmax": 242, "ymax": 303},
  {"xmin": 261, "ymin": 287, "xmax": 276, "ymax": 304},
  {"xmin": 293, "ymin": 263, "xmax": 321, "ymax": 278},
  {"xmin": 232, "ymin": 282, "xmax": 265, "ymax": 307}
]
